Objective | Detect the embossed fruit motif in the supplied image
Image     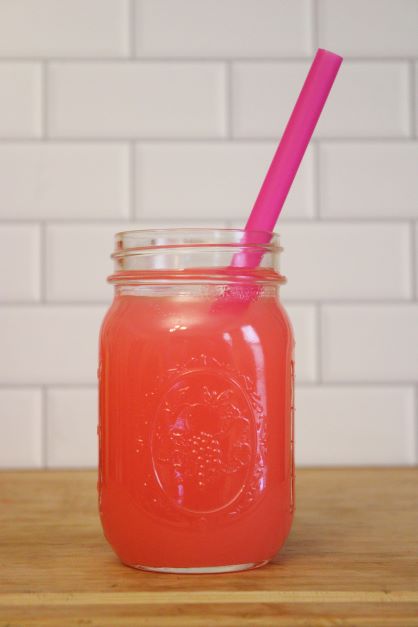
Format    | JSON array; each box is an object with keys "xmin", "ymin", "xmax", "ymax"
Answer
[{"xmin": 152, "ymin": 369, "xmax": 255, "ymax": 514}]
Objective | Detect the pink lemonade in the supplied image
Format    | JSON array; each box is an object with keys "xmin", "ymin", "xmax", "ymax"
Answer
[{"xmin": 99, "ymin": 267, "xmax": 294, "ymax": 571}]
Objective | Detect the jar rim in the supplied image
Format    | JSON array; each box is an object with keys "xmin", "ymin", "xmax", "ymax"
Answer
[
  {"xmin": 115, "ymin": 227, "xmax": 279, "ymax": 239},
  {"xmin": 113, "ymin": 228, "xmax": 281, "ymax": 258},
  {"xmin": 109, "ymin": 228, "xmax": 284, "ymax": 285}
]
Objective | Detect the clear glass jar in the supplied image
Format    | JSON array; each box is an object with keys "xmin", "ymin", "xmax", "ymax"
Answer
[{"xmin": 98, "ymin": 229, "xmax": 295, "ymax": 573}]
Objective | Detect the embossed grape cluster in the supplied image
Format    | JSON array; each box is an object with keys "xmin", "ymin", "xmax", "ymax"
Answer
[{"xmin": 173, "ymin": 430, "xmax": 223, "ymax": 488}]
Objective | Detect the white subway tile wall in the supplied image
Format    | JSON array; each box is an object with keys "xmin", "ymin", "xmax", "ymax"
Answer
[
  {"xmin": 0, "ymin": 0, "xmax": 130, "ymax": 58},
  {"xmin": 0, "ymin": 63, "xmax": 42, "ymax": 137},
  {"xmin": 136, "ymin": 0, "xmax": 313, "ymax": 57},
  {"xmin": 280, "ymin": 223, "xmax": 412, "ymax": 300},
  {"xmin": 296, "ymin": 386, "xmax": 416, "ymax": 466},
  {"xmin": 46, "ymin": 388, "xmax": 98, "ymax": 468},
  {"xmin": 320, "ymin": 142, "xmax": 418, "ymax": 218},
  {"xmin": 0, "ymin": 0, "xmax": 416, "ymax": 469},
  {"xmin": 0, "ymin": 389, "xmax": 43, "ymax": 468},
  {"xmin": 322, "ymin": 305, "xmax": 418, "ymax": 383},
  {"xmin": 0, "ymin": 224, "xmax": 41, "ymax": 301},
  {"xmin": 317, "ymin": 0, "xmax": 418, "ymax": 57},
  {"xmin": 233, "ymin": 61, "xmax": 411, "ymax": 138},
  {"xmin": 0, "ymin": 144, "xmax": 130, "ymax": 220},
  {"xmin": 136, "ymin": 142, "xmax": 314, "ymax": 219},
  {"xmin": 48, "ymin": 63, "xmax": 227, "ymax": 138},
  {"xmin": 0, "ymin": 306, "xmax": 106, "ymax": 385}
]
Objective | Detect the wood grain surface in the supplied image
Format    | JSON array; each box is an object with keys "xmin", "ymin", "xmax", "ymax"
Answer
[{"xmin": 1, "ymin": 468, "xmax": 417, "ymax": 626}]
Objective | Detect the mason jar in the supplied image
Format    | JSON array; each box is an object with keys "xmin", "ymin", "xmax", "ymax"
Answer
[{"xmin": 98, "ymin": 228, "xmax": 295, "ymax": 573}]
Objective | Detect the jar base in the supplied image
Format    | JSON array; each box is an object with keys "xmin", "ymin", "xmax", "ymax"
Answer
[{"xmin": 126, "ymin": 560, "xmax": 269, "ymax": 574}]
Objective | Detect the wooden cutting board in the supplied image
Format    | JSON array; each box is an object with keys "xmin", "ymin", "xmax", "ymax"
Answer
[{"xmin": 1, "ymin": 468, "xmax": 417, "ymax": 626}]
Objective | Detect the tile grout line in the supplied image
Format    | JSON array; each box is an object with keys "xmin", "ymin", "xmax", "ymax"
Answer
[
  {"xmin": 312, "ymin": 141, "xmax": 321, "ymax": 219},
  {"xmin": 3, "ymin": 56, "xmax": 418, "ymax": 63},
  {"xmin": 129, "ymin": 142, "xmax": 136, "ymax": 220},
  {"xmin": 409, "ymin": 220, "xmax": 417, "ymax": 300},
  {"xmin": 311, "ymin": 0, "xmax": 320, "ymax": 226},
  {"xmin": 129, "ymin": 0, "xmax": 136, "ymax": 58},
  {"xmin": 408, "ymin": 60, "xmax": 416, "ymax": 138},
  {"xmin": 308, "ymin": 0, "xmax": 319, "ymax": 218},
  {"xmin": 0, "ymin": 136, "xmax": 415, "ymax": 144},
  {"xmin": 415, "ymin": 385, "xmax": 418, "ymax": 465},
  {"xmin": 39, "ymin": 222, "xmax": 47, "ymax": 302},
  {"xmin": 41, "ymin": 61, "xmax": 48, "ymax": 139},
  {"xmin": 311, "ymin": 0, "xmax": 319, "ymax": 50},
  {"xmin": 0, "ymin": 217, "xmax": 417, "ymax": 225},
  {"xmin": 315, "ymin": 303, "xmax": 322, "ymax": 383},
  {"xmin": 40, "ymin": 385, "xmax": 48, "ymax": 468},
  {"xmin": 225, "ymin": 61, "xmax": 233, "ymax": 139}
]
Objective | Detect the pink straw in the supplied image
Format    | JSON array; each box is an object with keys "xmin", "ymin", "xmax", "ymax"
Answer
[{"xmin": 233, "ymin": 48, "xmax": 342, "ymax": 268}]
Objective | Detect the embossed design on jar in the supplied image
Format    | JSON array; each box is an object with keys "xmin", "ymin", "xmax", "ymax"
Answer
[{"xmin": 151, "ymin": 355, "xmax": 264, "ymax": 515}]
